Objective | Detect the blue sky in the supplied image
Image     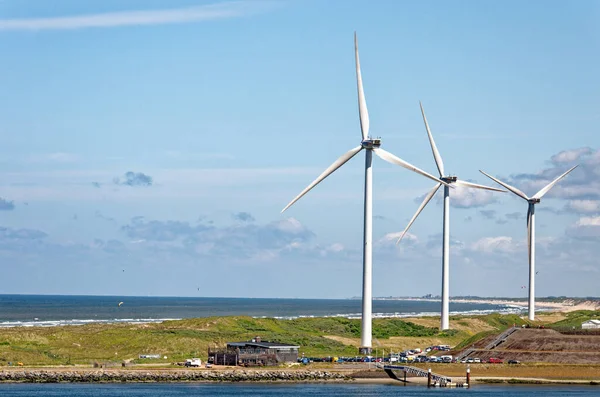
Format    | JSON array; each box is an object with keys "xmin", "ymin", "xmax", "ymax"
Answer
[{"xmin": 0, "ymin": 0, "xmax": 599, "ymax": 298}]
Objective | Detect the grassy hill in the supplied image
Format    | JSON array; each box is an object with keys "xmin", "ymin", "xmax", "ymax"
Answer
[
  {"xmin": 0, "ymin": 312, "xmax": 588, "ymax": 367},
  {"xmin": 548, "ymin": 310, "xmax": 600, "ymax": 329}
]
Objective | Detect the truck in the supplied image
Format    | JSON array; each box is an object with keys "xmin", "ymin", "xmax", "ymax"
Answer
[{"xmin": 185, "ymin": 358, "xmax": 202, "ymax": 367}]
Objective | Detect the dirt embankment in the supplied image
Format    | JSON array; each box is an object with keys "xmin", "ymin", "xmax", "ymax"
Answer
[{"xmin": 464, "ymin": 328, "xmax": 600, "ymax": 364}]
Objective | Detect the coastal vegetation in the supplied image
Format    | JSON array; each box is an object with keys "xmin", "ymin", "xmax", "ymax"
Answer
[
  {"xmin": 548, "ymin": 310, "xmax": 600, "ymax": 329},
  {"xmin": 0, "ymin": 311, "xmax": 597, "ymax": 367}
]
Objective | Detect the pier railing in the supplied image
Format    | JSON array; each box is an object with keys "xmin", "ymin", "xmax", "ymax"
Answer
[
  {"xmin": 383, "ymin": 365, "xmax": 452, "ymax": 383},
  {"xmin": 484, "ymin": 326, "xmax": 518, "ymax": 350}
]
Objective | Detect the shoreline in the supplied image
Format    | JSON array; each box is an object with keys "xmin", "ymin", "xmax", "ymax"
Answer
[
  {"xmin": 0, "ymin": 368, "xmax": 598, "ymax": 385},
  {"xmin": 1, "ymin": 297, "xmax": 597, "ymax": 329},
  {"xmin": 391, "ymin": 297, "xmax": 600, "ymax": 312}
]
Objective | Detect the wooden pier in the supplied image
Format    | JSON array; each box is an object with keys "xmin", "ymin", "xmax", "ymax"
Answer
[{"xmin": 383, "ymin": 364, "xmax": 469, "ymax": 388}]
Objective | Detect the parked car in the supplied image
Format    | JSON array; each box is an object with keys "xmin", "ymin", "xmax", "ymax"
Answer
[
  {"xmin": 489, "ymin": 358, "xmax": 503, "ymax": 364},
  {"xmin": 473, "ymin": 358, "xmax": 481, "ymax": 363},
  {"xmin": 508, "ymin": 360, "xmax": 520, "ymax": 364}
]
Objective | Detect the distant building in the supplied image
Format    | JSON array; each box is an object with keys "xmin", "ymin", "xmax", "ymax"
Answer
[
  {"xmin": 582, "ymin": 320, "xmax": 600, "ymax": 329},
  {"xmin": 208, "ymin": 336, "xmax": 299, "ymax": 366}
]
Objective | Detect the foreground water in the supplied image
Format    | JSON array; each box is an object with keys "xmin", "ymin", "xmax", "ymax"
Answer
[
  {"xmin": 0, "ymin": 295, "xmax": 519, "ymax": 327},
  {"xmin": 0, "ymin": 383, "xmax": 597, "ymax": 396}
]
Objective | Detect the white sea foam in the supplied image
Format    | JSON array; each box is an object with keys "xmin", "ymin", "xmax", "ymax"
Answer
[
  {"xmin": 0, "ymin": 303, "xmax": 548, "ymax": 327},
  {"xmin": 258, "ymin": 305, "xmax": 536, "ymax": 320},
  {"xmin": 0, "ymin": 318, "xmax": 181, "ymax": 328}
]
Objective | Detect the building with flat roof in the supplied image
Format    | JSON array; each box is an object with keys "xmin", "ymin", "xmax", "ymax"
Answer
[{"xmin": 208, "ymin": 336, "xmax": 299, "ymax": 366}]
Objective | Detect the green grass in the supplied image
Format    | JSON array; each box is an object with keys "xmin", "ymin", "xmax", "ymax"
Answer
[
  {"xmin": 0, "ymin": 312, "xmax": 576, "ymax": 367},
  {"xmin": 478, "ymin": 313, "xmax": 529, "ymax": 329},
  {"xmin": 452, "ymin": 330, "xmax": 495, "ymax": 350},
  {"xmin": 0, "ymin": 316, "xmax": 455, "ymax": 366},
  {"xmin": 548, "ymin": 310, "xmax": 600, "ymax": 328}
]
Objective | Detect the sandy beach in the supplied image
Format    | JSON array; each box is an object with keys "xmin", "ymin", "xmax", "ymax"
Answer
[{"xmin": 392, "ymin": 297, "xmax": 600, "ymax": 312}]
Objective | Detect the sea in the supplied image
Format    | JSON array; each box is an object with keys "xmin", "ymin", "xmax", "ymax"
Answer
[
  {"xmin": 0, "ymin": 383, "xmax": 598, "ymax": 396},
  {"xmin": 0, "ymin": 294, "xmax": 525, "ymax": 327}
]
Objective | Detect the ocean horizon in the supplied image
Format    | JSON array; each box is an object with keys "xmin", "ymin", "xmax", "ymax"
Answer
[{"xmin": 0, "ymin": 294, "xmax": 525, "ymax": 328}]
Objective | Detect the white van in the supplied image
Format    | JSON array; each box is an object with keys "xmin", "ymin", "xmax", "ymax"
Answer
[
  {"xmin": 185, "ymin": 358, "xmax": 202, "ymax": 367},
  {"xmin": 440, "ymin": 355, "xmax": 453, "ymax": 363}
]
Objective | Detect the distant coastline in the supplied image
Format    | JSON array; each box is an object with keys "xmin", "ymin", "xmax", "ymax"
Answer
[
  {"xmin": 371, "ymin": 297, "xmax": 600, "ymax": 312},
  {"xmin": 1, "ymin": 295, "xmax": 598, "ymax": 329},
  {"xmin": 0, "ymin": 295, "xmax": 516, "ymax": 328}
]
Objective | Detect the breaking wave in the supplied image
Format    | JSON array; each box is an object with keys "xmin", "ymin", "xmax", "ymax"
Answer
[
  {"xmin": 254, "ymin": 305, "xmax": 540, "ymax": 320},
  {"xmin": 0, "ymin": 318, "xmax": 181, "ymax": 328}
]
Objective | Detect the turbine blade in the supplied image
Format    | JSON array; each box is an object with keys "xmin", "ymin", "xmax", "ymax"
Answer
[
  {"xmin": 532, "ymin": 165, "xmax": 578, "ymax": 200},
  {"xmin": 373, "ymin": 148, "xmax": 451, "ymax": 187},
  {"xmin": 454, "ymin": 179, "xmax": 506, "ymax": 192},
  {"xmin": 479, "ymin": 170, "xmax": 529, "ymax": 201},
  {"xmin": 419, "ymin": 102, "xmax": 445, "ymax": 177},
  {"xmin": 527, "ymin": 205, "xmax": 532, "ymax": 267},
  {"xmin": 396, "ymin": 183, "xmax": 442, "ymax": 245},
  {"xmin": 281, "ymin": 146, "xmax": 363, "ymax": 213},
  {"xmin": 354, "ymin": 32, "xmax": 369, "ymax": 140}
]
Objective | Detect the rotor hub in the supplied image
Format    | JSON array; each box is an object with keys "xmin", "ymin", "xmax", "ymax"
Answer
[
  {"xmin": 441, "ymin": 176, "xmax": 458, "ymax": 183},
  {"xmin": 529, "ymin": 198, "xmax": 541, "ymax": 204},
  {"xmin": 361, "ymin": 138, "xmax": 381, "ymax": 149}
]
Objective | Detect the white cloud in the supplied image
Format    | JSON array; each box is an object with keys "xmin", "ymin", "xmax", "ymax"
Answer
[
  {"xmin": 509, "ymin": 147, "xmax": 599, "ymax": 200},
  {"xmin": 411, "ymin": 182, "xmax": 499, "ymax": 211},
  {"xmin": 0, "ymin": 167, "xmax": 321, "ymax": 201},
  {"xmin": 327, "ymin": 243, "xmax": 345, "ymax": 253},
  {"xmin": 448, "ymin": 184, "xmax": 498, "ymax": 208},
  {"xmin": 0, "ymin": 1, "xmax": 275, "ymax": 31},
  {"xmin": 566, "ymin": 200, "xmax": 600, "ymax": 214},
  {"xmin": 551, "ymin": 147, "xmax": 593, "ymax": 164},
  {"xmin": 271, "ymin": 218, "xmax": 307, "ymax": 234},
  {"xmin": 470, "ymin": 236, "xmax": 520, "ymax": 254},
  {"xmin": 377, "ymin": 231, "xmax": 418, "ymax": 246},
  {"xmin": 576, "ymin": 216, "xmax": 600, "ymax": 227}
]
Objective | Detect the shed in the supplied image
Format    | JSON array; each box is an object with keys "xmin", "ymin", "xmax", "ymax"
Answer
[{"xmin": 582, "ymin": 319, "xmax": 600, "ymax": 329}]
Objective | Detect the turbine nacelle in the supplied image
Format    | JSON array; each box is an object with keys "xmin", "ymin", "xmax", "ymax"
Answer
[
  {"xmin": 441, "ymin": 176, "xmax": 458, "ymax": 183},
  {"xmin": 529, "ymin": 198, "xmax": 541, "ymax": 204},
  {"xmin": 361, "ymin": 138, "xmax": 381, "ymax": 149}
]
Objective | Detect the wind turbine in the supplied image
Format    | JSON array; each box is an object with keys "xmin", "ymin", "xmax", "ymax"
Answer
[
  {"xmin": 395, "ymin": 103, "xmax": 505, "ymax": 330},
  {"xmin": 480, "ymin": 165, "xmax": 578, "ymax": 321},
  {"xmin": 281, "ymin": 34, "xmax": 449, "ymax": 354}
]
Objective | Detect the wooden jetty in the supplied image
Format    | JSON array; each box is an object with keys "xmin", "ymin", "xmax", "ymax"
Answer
[{"xmin": 383, "ymin": 364, "xmax": 469, "ymax": 388}]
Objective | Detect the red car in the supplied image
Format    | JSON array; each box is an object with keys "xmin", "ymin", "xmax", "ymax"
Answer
[{"xmin": 488, "ymin": 358, "xmax": 503, "ymax": 364}]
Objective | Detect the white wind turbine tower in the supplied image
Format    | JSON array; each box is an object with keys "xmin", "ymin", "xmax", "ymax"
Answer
[
  {"xmin": 281, "ymin": 33, "xmax": 449, "ymax": 354},
  {"xmin": 396, "ymin": 103, "xmax": 505, "ymax": 330},
  {"xmin": 480, "ymin": 165, "xmax": 578, "ymax": 321}
]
